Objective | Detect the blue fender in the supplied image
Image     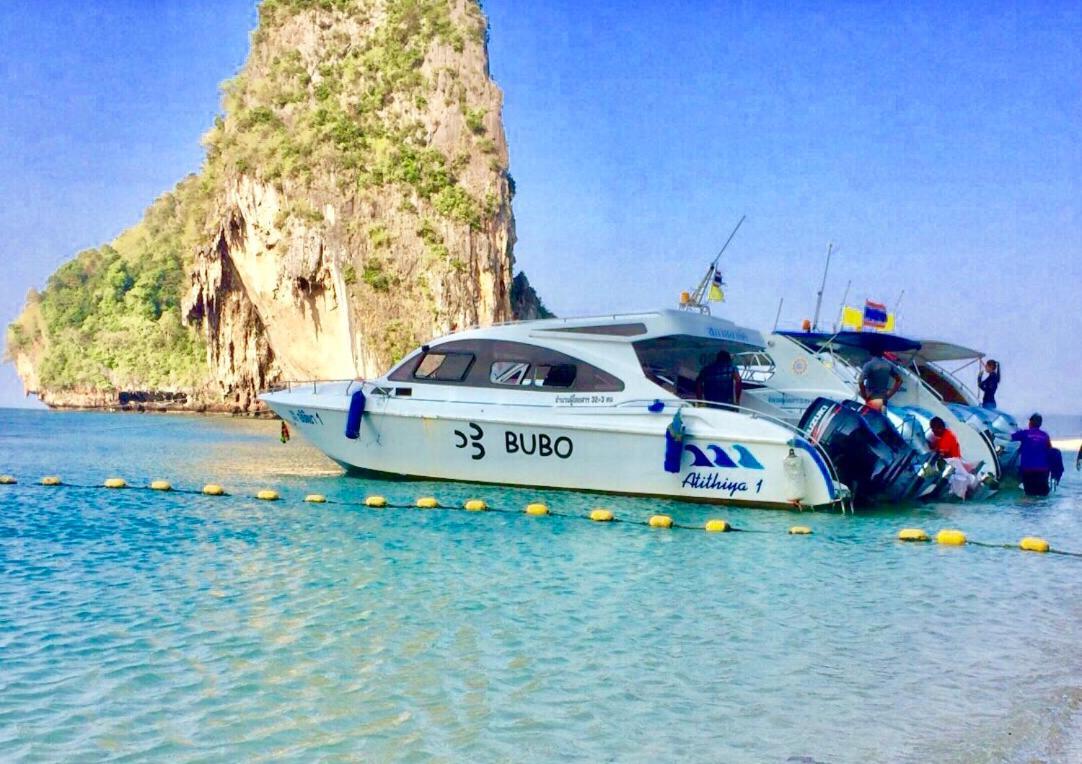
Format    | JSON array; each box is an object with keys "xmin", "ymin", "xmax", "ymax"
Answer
[{"xmin": 345, "ymin": 389, "xmax": 366, "ymax": 440}]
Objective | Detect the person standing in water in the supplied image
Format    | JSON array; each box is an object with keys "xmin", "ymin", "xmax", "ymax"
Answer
[
  {"xmin": 977, "ymin": 359, "xmax": 1000, "ymax": 409},
  {"xmin": 1011, "ymin": 413, "xmax": 1053, "ymax": 496}
]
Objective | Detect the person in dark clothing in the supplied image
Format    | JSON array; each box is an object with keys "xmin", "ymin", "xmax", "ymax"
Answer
[
  {"xmin": 1011, "ymin": 413, "xmax": 1053, "ymax": 496},
  {"xmin": 977, "ymin": 359, "xmax": 1000, "ymax": 409},
  {"xmin": 696, "ymin": 350, "xmax": 742, "ymax": 407},
  {"xmin": 857, "ymin": 349, "xmax": 903, "ymax": 411}
]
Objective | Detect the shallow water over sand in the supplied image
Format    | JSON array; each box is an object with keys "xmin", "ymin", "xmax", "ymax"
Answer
[{"xmin": 2, "ymin": 409, "xmax": 1081, "ymax": 762}]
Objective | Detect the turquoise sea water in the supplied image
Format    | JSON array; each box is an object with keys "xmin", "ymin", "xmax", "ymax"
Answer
[{"xmin": 2, "ymin": 408, "xmax": 1081, "ymax": 762}]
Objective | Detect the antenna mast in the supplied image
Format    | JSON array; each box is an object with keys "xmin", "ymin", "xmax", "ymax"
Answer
[
  {"xmin": 811, "ymin": 242, "xmax": 834, "ymax": 330},
  {"xmin": 893, "ymin": 289, "xmax": 905, "ymax": 331},
  {"xmin": 834, "ymin": 279, "xmax": 852, "ymax": 332},
  {"xmin": 683, "ymin": 215, "xmax": 746, "ymax": 312}
]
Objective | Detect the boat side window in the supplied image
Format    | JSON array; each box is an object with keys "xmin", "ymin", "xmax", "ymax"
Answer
[
  {"xmin": 533, "ymin": 363, "xmax": 577, "ymax": 388},
  {"xmin": 412, "ymin": 351, "xmax": 474, "ymax": 382},
  {"xmin": 490, "ymin": 361, "xmax": 530, "ymax": 385},
  {"xmin": 485, "ymin": 341, "xmax": 621, "ymax": 391},
  {"xmin": 391, "ymin": 339, "xmax": 622, "ymax": 391}
]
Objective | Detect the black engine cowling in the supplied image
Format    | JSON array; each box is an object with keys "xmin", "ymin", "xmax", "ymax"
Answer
[{"xmin": 798, "ymin": 397, "xmax": 923, "ymax": 503}]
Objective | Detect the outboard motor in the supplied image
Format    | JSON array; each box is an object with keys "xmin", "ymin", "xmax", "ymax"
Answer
[
  {"xmin": 842, "ymin": 401, "xmax": 941, "ymax": 501},
  {"xmin": 798, "ymin": 397, "xmax": 916, "ymax": 504}
]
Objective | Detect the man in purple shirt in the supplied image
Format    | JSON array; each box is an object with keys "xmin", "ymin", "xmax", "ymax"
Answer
[{"xmin": 1011, "ymin": 413, "xmax": 1053, "ymax": 496}]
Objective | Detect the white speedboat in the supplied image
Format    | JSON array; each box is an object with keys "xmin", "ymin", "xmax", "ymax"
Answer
[
  {"xmin": 739, "ymin": 330, "xmax": 1001, "ymax": 486},
  {"xmin": 261, "ymin": 310, "xmax": 850, "ymax": 509}
]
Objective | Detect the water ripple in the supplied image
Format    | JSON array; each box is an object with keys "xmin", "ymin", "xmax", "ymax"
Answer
[{"xmin": 2, "ymin": 409, "xmax": 1082, "ymax": 761}]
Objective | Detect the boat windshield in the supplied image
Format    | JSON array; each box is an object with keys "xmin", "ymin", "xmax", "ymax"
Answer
[{"xmin": 633, "ymin": 334, "xmax": 752, "ymax": 399}]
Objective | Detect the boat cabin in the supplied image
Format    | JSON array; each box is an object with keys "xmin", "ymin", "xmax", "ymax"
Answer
[{"xmin": 382, "ymin": 309, "xmax": 766, "ymax": 401}]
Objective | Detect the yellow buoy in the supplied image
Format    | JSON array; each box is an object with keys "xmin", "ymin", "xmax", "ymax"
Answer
[
  {"xmin": 256, "ymin": 489, "xmax": 280, "ymax": 501},
  {"xmin": 0, "ymin": 475, "xmax": 17, "ymax": 485},
  {"xmin": 104, "ymin": 478, "xmax": 127, "ymax": 489},
  {"xmin": 704, "ymin": 519, "xmax": 731, "ymax": 533},
  {"xmin": 590, "ymin": 508, "xmax": 614, "ymax": 522},
  {"xmin": 416, "ymin": 497, "xmax": 439, "ymax": 509},
  {"xmin": 365, "ymin": 496, "xmax": 388, "ymax": 508},
  {"xmin": 936, "ymin": 529, "xmax": 967, "ymax": 546},
  {"xmin": 525, "ymin": 502, "xmax": 549, "ymax": 516},
  {"xmin": 464, "ymin": 499, "xmax": 487, "ymax": 511},
  {"xmin": 1019, "ymin": 536, "xmax": 1050, "ymax": 553},
  {"xmin": 648, "ymin": 514, "xmax": 674, "ymax": 528},
  {"xmin": 305, "ymin": 494, "xmax": 326, "ymax": 503},
  {"xmin": 203, "ymin": 484, "xmax": 225, "ymax": 496},
  {"xmin": 41, "ymin": 476, "xmax": 62, "ymax": 486},
  {"xmin": 150, "ymin": 480, "xmax": 172, "ymax": 491},
  {"xmin": 898, "ymin": 528, "xmax": 929, "ymax": 542},
  {"xmin": 789, "ymin": 525, "xmax": 812, "ymax": 535}
]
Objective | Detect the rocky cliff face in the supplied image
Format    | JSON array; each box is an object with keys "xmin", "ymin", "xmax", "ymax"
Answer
[{"xmin": 7, "ymin": 0, "xmax": 543, "ymax": 414}]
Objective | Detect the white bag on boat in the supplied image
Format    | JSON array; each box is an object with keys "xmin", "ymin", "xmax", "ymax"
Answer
[{"xmin": 945, "ymin": 457, "xmax": 980, "ymax": 500}]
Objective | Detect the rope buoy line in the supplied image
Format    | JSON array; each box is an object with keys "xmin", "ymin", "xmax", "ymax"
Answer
[{"xmin": 2, "ymin": 475, "xmax": 1079, "ymax": 556}]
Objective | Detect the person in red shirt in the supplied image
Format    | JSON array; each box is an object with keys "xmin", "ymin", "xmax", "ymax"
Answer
[{"xmin": 928, "ymin": 416, "xmax": 961, "ymax": 459}]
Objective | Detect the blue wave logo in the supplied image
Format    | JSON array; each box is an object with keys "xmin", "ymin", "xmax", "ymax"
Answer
[{"xmin": 683, "ymin": 443, "xmax": 764, "ymax": 470}]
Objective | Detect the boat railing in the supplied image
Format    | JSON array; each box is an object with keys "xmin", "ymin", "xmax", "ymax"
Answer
[
  {"xmin": 615, "ymin": 397, "xmax": 842, "ymax": 485},
  {"xmin": 263, "ymin": 379, "xmax": 362, "ymax": 395},
  {"xmin": 919, "ymin": 362, "xmax": 982, "ymax": 407}
]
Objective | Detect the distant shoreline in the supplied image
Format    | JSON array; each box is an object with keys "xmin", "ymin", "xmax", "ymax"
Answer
[{"xmin": 0, "ymin": 404, "xmax": 276, "ymax": 419}]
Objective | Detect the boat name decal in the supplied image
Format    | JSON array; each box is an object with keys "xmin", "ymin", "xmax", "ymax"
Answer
[
  {"xmin": 505, "ymin": 431, "xmax": 574, "ymax": 459},
  {"xmin": 555, "ymin": 394, "xmax": 614, "ymax": 406},
  {"xmin": 453, "ymin": 423, "xmax": 486, "ymax": 460},
  {"xmin": 681, "ymin": 472, "xmax": 763, "ymax": 496},
  {"xmin": 707, "ymin": 327, "xmax": 752, "ymax": 342},
  {"xmin": 288, "ymin": 409, "xmax": 324, "ymax": 426},
  {"xmin": 764, "ymin": 393, "xmax": 810, "ymax": 409}
]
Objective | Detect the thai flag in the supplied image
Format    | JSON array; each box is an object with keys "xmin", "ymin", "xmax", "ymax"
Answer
[
  {"xmin": 708, "ymin": 268, "xmax": 725, "ymax": 302},
  {"xmin": 863, "ymin": 300, "xmax": 888, "ymax": 329}
]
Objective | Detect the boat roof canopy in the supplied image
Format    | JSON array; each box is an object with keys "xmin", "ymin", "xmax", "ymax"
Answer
[
  {"xmin": 903, "ymin": 339, "xmax": 984, "ymax": 363},
  {"xmin": 776, "ymin": 330, "xmax": 921, "ymax": 361},
  {"xmin": 524, "ymin": 309, "xmax": 766, "ymax": 351}
]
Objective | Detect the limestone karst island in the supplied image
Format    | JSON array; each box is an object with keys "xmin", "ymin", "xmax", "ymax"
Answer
[{"xmin": 5, "ymin": 0, "xmax": 545, "ymax": 414}]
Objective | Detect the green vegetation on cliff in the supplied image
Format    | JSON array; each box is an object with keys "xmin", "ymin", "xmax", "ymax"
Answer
[
  {"xmin": 6, "ymin": 178, "xmax": 212, "ymax": 391},
  {"xmin": 6, "ymin": 0, "xmax": 519, "ymax": 401},
  {"xmin": 205, "ymin": 0, "xmax": 494, "ymax": 229}
]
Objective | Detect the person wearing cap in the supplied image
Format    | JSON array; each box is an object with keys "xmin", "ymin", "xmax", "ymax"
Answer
[{"xmin": 1011, "ymin": 413, "xmax": 1054, "ymax": 496}]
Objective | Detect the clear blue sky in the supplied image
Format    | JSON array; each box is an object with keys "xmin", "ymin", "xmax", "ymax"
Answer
[{"xmin": 1, "ymin": 0, "xmax": 1079, "ymax": 415}]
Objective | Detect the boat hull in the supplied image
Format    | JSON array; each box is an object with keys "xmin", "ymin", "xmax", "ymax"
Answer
[{"xmin": 264, "ymin": 390, "xmax": 842, "ymax": 510}]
